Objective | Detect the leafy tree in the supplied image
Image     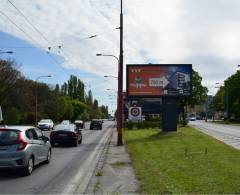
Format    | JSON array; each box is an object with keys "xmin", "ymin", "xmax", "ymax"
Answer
[
  {"xmin": 224, "ymin": 70, "xmax": 240, "ymax": 119},
  {"xmin": 178, "ymin": 70, "xmax": 208, "ymax": 120},
  {"xmin": 0, "ymin": 60, "xmax": 109, "ymax": 124},
  {"xmin": 0, "ymin": 60, "xmax": 21, "ymax": 105}
]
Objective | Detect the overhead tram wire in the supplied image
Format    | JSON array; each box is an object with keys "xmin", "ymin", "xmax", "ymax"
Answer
[
  {"xmin": 6, "ymin": 0, "xmax": 65, "ymax": 64},
  {"xmin": 7, "ymin": 0, "xmax": 51, "ymax": 45},
  {"xmin": 7, "ymin": 0, "xmax": 101, "ymax": 65},
  {"xmin": 0, "ymin": 29, "xmax": 117, "ymax": 50},
  {"xmin": 0, "ymin": 10, "xmax": 40, "ymax": 45},
  {"xmin": 0, "ymin": 9, "xmax": 69, "ymax": 76},
  {"xmin": 3, "ymin": 1, "xmax": 118, "ymax": 77}
]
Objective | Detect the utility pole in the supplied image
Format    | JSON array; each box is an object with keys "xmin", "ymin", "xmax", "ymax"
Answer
[{"xmin": 117, "ymin": 0, "xmax": 123, "ymax": 146}]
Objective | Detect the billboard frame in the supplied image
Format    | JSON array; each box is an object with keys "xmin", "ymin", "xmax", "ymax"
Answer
[{"xmin": 126, "ymin": 64, "xmax": 192, "ymax": 98}]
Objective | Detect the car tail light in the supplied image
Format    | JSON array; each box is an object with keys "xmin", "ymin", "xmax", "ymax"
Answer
[
  {"xmin": 68, "ymin": 132, "xmax": 76, "ymax": 137},
  {"xmin": 17, "ymin": 132, "xmax": 28, "ymax": 151}
]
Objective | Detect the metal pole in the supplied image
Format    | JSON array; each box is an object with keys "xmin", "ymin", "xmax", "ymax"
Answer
[
  {"xmin": 35, "ymin": 82, "xmax": 38, "ymax": 126},
  {"xmin": 117, "ymin": 0, "xmax": 123, "ymax": 146}
]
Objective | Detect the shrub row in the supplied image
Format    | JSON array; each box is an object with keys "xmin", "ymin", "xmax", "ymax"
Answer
[{"xmin": 124, "ymin": 120, "xmax": 161, "ymax": 130}]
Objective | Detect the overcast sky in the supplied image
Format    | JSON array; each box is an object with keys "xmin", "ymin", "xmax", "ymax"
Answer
[{"xmin": 1, "ymin": 0, "xmax": 240, "ymax": 111}]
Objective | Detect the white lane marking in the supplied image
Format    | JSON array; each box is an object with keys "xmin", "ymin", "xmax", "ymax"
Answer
[{"xmin": 61, "ymin": 127, "xmax": 112, "ymax": 194}]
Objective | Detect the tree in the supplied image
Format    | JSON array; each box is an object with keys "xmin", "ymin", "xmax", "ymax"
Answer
[
  {"xmin": 0, "ymin": 60, "xmax": 21, "ymax": 105},
  {"xmin": 0, "ymin": 59, "xmax": 109, "ymax": 124},
  {"xmin": 178, "ymin": 70, "xmax": 208, "ymax": 121},
  {"xmin": 225, "ymin": 70, "xmax": 240, "ymax": 119},
  {"xmin": 86, "ymin": 90, "xmax": 93, "ymax": 105}
]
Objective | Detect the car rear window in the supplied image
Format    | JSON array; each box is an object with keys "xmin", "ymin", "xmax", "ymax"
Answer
[
  {"xmin": 40, "ymin": 120, "xmax": 50, "ymax": 123},
  {"xmin": 0, "ymin": 130, "xmax": 19, "ymax": 146},
  {"xmin": 54, "ymin": 125, "xmax": 75, "ymax": 131}
]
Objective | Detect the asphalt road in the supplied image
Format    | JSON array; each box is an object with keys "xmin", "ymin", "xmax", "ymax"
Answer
[
  {"xmin": 0, "ymin": 121, "xmax": 115, "ymax": 194},
  {"xmin": 190, "ymin": 120, "xmax": 240, "ymax": 149}
]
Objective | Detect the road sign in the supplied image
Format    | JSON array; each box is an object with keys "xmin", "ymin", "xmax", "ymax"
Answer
[
  {"xmin": 129, "ymin": 107, "xmax": 142, "ymax": 121},
  {"xmin": 127, "ymin": 64, "xmax": 192, "ymax": 97}
]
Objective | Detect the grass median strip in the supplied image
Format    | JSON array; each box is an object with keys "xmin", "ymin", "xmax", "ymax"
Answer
[{"xmin": 124, "ymin": 126, "xmax": 240, "ymax": 194}]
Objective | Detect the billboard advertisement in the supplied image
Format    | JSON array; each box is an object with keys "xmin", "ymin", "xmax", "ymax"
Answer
[{"xmin": 127, "ymin": 64, "xmax": 192, "ymax": 97}]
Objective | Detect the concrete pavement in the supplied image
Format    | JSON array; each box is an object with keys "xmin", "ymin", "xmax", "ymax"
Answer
[{"xmin": 86, "ymin": 130, "xmax": 139, "ymax": 194}]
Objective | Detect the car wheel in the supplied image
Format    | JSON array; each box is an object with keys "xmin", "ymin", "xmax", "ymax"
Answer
[
  {"xmin": 73, "ymin": 139, "xmax": 78, "ymax": 147},
  {"xmin": 78, "ymin": 137, "xmax": 82, "ymax": 144},
  {"xmin": 45, "ymin": 150, "xmax": 51, "ymax": 164},
  {"xmin": 23, "ymin": 157, "xmax": 34, "ymax": 176}
]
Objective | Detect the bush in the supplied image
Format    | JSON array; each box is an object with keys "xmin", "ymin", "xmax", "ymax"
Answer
[
  {"xmin": 125, "ymin": 121, "xmax": 134, "ymax": 130},
  {"xmin": 179, "ymin": 119, "xmax": 188, "ymax": 127},
  {"xmin": 124, "ymin": 120, "xmax": 161, "ymax": 130}
]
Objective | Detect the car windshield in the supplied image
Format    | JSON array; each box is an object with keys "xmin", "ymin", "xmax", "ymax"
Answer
[
  {"xmin": 0, "ymin": 130, "xmax": 19, "ymax": 146},
  {"xmin": 40, "ymin": 120, "xmax": 50, "ymax": 123}
]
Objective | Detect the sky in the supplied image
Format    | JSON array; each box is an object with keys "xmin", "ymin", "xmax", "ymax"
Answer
[{"xmin": 1, "ymin": 0, "xmax": 240, "ymax": 113}]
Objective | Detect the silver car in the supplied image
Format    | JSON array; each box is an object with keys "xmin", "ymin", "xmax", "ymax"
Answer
[{"xmin": 0, "ymin": 126, "xmax": 51, "ymax": 175}]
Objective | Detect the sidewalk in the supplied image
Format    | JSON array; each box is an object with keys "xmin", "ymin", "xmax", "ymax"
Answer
[{"xmin": 86, "ymin": 130, "xmax": 139, "ymax": 194}]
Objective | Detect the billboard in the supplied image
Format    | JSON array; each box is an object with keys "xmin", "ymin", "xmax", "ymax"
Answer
[{"xmin": 127, "ymin": 64, "xmax": 192, "ymax": 97}]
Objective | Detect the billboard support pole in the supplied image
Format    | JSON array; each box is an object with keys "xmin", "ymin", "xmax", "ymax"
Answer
[{"xmin": 162, "ymin": 97, "xmax": 177, "ymax": 131}]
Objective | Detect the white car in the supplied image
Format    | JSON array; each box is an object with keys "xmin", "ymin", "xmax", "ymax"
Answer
[
  {"xmin": 37, "ymin": 119, "xmax": 54, "ymax": 130},
  {"xmin": 188, "ymin": 116, "xmax": 196, "ymax": 121}
]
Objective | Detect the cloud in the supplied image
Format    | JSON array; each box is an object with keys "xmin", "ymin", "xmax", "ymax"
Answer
[{"xmin": 1, "ymin": 0, "xmax": 240, "ymax": 96}]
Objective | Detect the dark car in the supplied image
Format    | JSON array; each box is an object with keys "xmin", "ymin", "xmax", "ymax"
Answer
[
  {"xmin": 74, "ymin": 120, "xmax": 85, "ymax": 130},
  {"xmin": 90, "ymin": 119, "xmax": 102, "ymax": 130},
  {"xmin": 50, "ymin": 124, "xmax": 82, "ymax": 147}
]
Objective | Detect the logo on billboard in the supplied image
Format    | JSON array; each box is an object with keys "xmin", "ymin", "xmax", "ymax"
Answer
[{"xmin": 130, "ymin": 76, "xmax": 147, "ymax": 89}]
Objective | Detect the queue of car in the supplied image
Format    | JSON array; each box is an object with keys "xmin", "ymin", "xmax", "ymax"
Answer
[{"xmin": 0, "ymin": 118, "xmax": 104, "ymax": 176}]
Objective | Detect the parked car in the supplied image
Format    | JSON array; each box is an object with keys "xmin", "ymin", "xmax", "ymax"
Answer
[
  {"xmin": 0, "ymin": 126, "xmax": 51, "ymax": 176},
  {"xmin": 50, "ymin": 123, "xmax": 82, "ymax": 147},
  {"xmin": 37, "ymin": 119, "xmax": 54, "ymax": 130},
  {"xmin": 90, "ymin": 119, "xmax": 102, "ymax": 130},
  {"xmin": 74, "ymin": 120, "xmax": 85, "ymax": 130},
  {"xmin": 188, "ymin": 116, "xmax": 196, "ymax": 121}
]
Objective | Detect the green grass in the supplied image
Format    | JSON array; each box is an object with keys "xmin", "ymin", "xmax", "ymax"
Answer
[{"xmin": 124, "ymin": 127, "xmax": 240, "ymax": 194}]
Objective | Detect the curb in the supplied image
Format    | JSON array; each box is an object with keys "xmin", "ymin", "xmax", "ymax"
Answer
[{"xmin": 84, "ymin": 128, "xmax": 114, "ymax": 194}]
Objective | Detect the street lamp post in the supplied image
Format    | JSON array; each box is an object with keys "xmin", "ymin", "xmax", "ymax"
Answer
[{"xmin": 35, "ymin": 75, "xmax": 52, "ymax": 125}]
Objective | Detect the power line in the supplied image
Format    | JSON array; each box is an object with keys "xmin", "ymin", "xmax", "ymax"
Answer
[
  {"xmin": 7, "ymin": 0, "xmax": 89, "ymax": 65},
  {"xmin": 0, "ymin": 7, "xmax": 64, "ymax": 69},
  {"xmin": 0, "ymin": 9, "xmax": 40, "ymax": 45},
  {"xmin": 0, "ymin": 29, "xmax": 117, "ymax": 49},
  {"xmin": 7, "ymin": 0, "xmax": 51, "ymax": 45}
]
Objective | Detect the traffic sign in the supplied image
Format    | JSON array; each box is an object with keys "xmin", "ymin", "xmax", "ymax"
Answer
[{"xmin": 129, "ymin": 107, "xmax": 142, "ymax": 121}]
